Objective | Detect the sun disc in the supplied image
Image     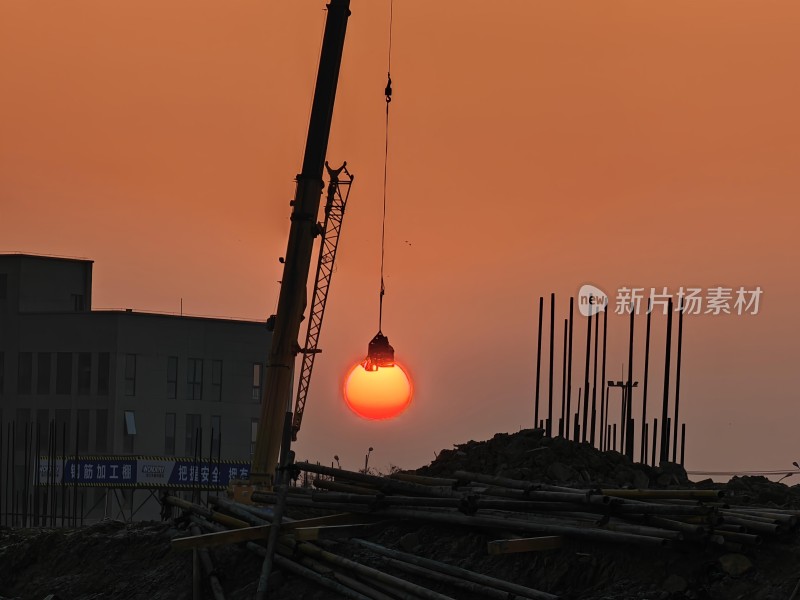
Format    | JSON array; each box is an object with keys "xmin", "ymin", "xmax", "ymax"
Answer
[{"xmin": 343, "ymin": 362, "xmax": 413, "ymax": 420}]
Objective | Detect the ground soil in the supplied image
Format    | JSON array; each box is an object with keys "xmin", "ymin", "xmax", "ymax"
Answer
[{"xmin": 2, "ymin": 429, "xmax": 800, "ymax": 600}]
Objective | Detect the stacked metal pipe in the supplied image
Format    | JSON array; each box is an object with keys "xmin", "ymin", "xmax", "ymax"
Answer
[{"xmin": 167, "ymin": 463, "xmax": 799, "ymax": 599}]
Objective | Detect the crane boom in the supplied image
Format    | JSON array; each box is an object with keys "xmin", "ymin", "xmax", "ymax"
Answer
[
  {"xmin": 251, "ymin": 0, "xmax": 351, "ymax": 486},
  {"xmin": 292, "ymin": 162, "xmax": 353, "ymax": 441}
]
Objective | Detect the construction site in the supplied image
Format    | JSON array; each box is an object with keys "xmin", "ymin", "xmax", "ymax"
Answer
[
  {"xmin": 2, "ymin": 0, "xmax": 799, "ymax": 598},
  {"xmin": 3, "ymin": 431, "xmax": 800, "ymax": 599}
]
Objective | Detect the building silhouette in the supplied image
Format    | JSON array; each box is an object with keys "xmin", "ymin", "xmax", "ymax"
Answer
[{"xmin": 0, "ymin": 253, "xmax": 271, "ymax": 508}]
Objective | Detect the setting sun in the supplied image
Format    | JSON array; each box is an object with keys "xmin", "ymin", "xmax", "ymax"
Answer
[{"xmin": 343, "ymin": 362, "xmax": 413, "ymax": 420}]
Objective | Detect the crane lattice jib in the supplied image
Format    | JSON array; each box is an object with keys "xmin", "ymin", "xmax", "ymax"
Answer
[{"xmin": 291, "ymin": 162, "xmax": 353, "ymax": 440}]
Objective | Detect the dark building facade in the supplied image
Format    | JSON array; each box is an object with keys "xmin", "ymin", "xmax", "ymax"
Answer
[{"xmin": 0, "ymin": 254, "xmax": 270, "ymax": 503}]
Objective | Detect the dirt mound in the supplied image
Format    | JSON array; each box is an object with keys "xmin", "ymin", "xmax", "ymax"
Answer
[
  {"xmin": 722, "ymin": 476, "xmax": 800, "ymax": 508},
  {"xmin": 0, "ymin": 521, "xmax": 192, "ymax": 600},
  {"xmin": 418, "ymin": 428, "xmax": 689, "ymax": 489}
]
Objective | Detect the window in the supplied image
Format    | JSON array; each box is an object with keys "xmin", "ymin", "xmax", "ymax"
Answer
[
  {"xmin": 95, "ymin": 409, "xmax": 108, "ymax": 453},
  {"xmin": 37, "ymin": 353, "xmax": 51, "ymax": 394},
  {"xmin": 77, "ymin": 409, "xmax": 90, "ymax": 453},
  {"xmin": 0, "ymin": 273, "xmax": 7, "ymax": 300},
  {"xmin": 167, "ymin": 356, "xmax": 178, "ymax": 399},
  {"xmin": 185, "ymin": 413, "xmax": 201, "ymax": 456},
  {"xmin": 211, "ymin": 415, "xmax": 221, "ymax": 456},
  {"xmin": 0, "ymin": 351, "xmax": 4, "ymax": 393},
  {"xmin": 15, "ymin": 408, "xmax": 30, "ymax": 451},
  {"xmin": 78, "ymin": 353, "xmax": 91, "ymax": 395},
  {"xmin": 250, "ymin": 418, "xmax": 259, "ymax": 456},
  {"xmin": 36, "ymin": 409, "xmax": 49, "ymax": 452},
  {"xmin": 123, "ymin": 410, "xmax": 136, "ymax": 453},
  {"xmin": 124, "ymin": 355, "xmax": 136, "ymax": 396},
  {"xmin": 56, "ymin": 352, "xmax": 72, "ymax": 395},
  {"xmin": 187, "ymin": 358, "xmax": 203, "ymax": 401},
  {"xmin": 17, "ymin": 352, "xmax": 32, "ymax": 395},
  {"xmin": 211, "ymin": 360, "xmax": 222, "ymax": 402},
  {"xmin": 252, "ymin": 363, "xmax": 263, "ymax": 401},
  {"xmin": 165, "ymin": 413, "xmax": 176, "ymax": 455},
  {"xmin": 97, "ymin": 353, "xmax": 110, "ymax": 396}
]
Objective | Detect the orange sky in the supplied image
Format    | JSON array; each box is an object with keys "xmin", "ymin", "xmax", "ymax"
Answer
[{"xmin": 2, "ymin": 1, "xmax": 799, "ymax": 477}]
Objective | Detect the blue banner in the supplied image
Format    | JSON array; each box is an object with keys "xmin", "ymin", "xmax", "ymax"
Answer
[{"xmin": 37, "ymin": 456, "xmax": 252, "ymax": 488}]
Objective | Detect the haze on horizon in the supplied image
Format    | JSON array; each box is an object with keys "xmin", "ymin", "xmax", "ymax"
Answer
[{"xmin": 1, "ymin": 1, "xmax": 799, "ymax": 478}]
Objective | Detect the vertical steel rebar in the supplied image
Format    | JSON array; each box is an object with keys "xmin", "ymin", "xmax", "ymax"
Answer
[
  {"xmin": 50, "ymin": 420, "xmax": 57, "ymax": 527},
  {"xmin": 547, "ymin": 293, "xmax": 555, "ymax": 437},
  {"xmin": 665, "ymin": 417, "xmax": 672, "ymax": 463},
  {"xmin": 0, "ymin": 418, "xmax": 3, "ymax": 527},
  {"xmin": 680, "ymin": 423, "xmax": 686, "ymax": 466},
  {"xmin": 535, "ymin": 296, "xmax": 543, "ymax": 428},
  {"xmin": 560, "ymin": 318, "xmax": 568, "ymax": 437},
  {"xmin": 652, "ymin": 418, "xmax": 658, "ymax": 466},
  {"xmin": 9, "ymin": 422, "xmax": 15, "ymax": 527},
  {"xmin": 673, "ymin": 296, "xmax": 685, "ymax": 463},
  {"xmin": 625, "ymin": 303, "xmax": 635, "ymax": 460},
  {"xmin": 73, "ymin": 419, "xmax": 79, "ymax": 527},
  {"xmin": 582, "ymin": 312, "xmax": 592, "ymax": 443},
  {"xmin": 641, "ymin": 300, "xmax": 652, "ymax": 463},
  {"xmin": 256, "ymin": 412, "xmax": 294, "ymax": 599},
  {"xmin": 660, "ymin": 298, "xmax": 674, "ymax": 463},
  {"xmin": 208, "ymin": 427, "xmax": 214, "ymax": 508},
  {"xmin": 573, "ymin": 411, "xmax": 579, "ymax": 442},
  {"xmin": 61, "ymin": 422, "xmax": 66, "ymax": 527},
  {"xmin": 590, "ymin": 310, "xmax": 599, "ymax": 446},
  {"xmin": 22, "ymin": 422, "xmax": 30, "ymax": 527},
  {"xmin": 600, "ymin": 309, "xmax": 608, "ymax": 451},
  {"xmin": 620, "ymin": 383, "xmax": 626, "ymax": 452},
  {"xmin": 566, "ymin": 298, "xmax": 574, "ymax": 441},
  {"xmin": 604, "ymin": 384, "xmax": 611, "ymax": 450},
  {"xmin": 643, "ymin": 422, "xmax": 649, "ymax": 466},
  {"xmin": 43, "ymin": 421, "xmax": 50, "ymax": 525},
  {"xmin": 34, "ymin": 423, "xmax": 40, "ymax": 526},
  {"xmin": 193, "ymin": 428, "xmax": 200, "ymax": 506}
]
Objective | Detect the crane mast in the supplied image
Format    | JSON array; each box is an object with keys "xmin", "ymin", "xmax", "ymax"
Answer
[{"xmin": 251, "ymin": 0, "xmax": 351, "ymax": 487}]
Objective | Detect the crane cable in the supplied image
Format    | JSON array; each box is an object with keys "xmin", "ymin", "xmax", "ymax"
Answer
[{"xmin": 379, "ymin": 0, "xmax": 393, "ymax": 333}]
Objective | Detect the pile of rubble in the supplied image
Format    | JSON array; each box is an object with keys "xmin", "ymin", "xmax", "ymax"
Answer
[{"xmin": 420, "ymin": 428, "xmax": 690, "ymax": 489}]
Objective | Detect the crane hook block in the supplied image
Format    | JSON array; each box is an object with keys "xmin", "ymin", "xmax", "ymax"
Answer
[
  {"xmin": 385, "ymin": 74, "xmax": 392, "ymax": 103},
  {"xmin": 362, "ymin": 331, "xmax": 395, "ymax": 371}
]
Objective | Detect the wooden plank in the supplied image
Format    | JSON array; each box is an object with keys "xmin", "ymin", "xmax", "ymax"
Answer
[
  {"xmin": 172, "ymin": 525, "xmax": 271, "ymax": 551},
  {"xmin": 172, "ymin": 512, "xmax": 382, "ymax": 551},
  {"xmin": 294, "ymin": 522, "xmax": 387, "ymax": 541},
  {"xmin": 600, "ymin": 489, "xmax": 723, "ymax": 499},
  {"xmin": 487, "ymin": 536, "xmax": 564, "ymax": 555},
  {"xmin": 389, "ymin": 473, "xmax": 459, "ymax": 487},
  {"xmin": 281, "ymin": 512, "xmax": 381, "ymax": 531}
]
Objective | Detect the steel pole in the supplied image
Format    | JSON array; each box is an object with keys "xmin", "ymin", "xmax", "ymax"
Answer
[
  {"xmin": 641, "ymin": 301, "xmax": 652, "ymax": 463},
  {"xmin": 547, "ymin": 293, "xmax": 555, "ymax": 437},
  {"xmin": 560, "ymin": 318, "xmax": 567, "ymax": 437},
  {"xmin": 535, "ymin": 296, "xmax": 543, "ymax": 428},
  {"xmin": 600, "ymin": 309, "xmax": 608, "ymax": 451},
  {"xmin": 672, "ymin": 297, "xmax": 685, "ymax": 463},
  {"xmin": 625, "ymin": 303, "xmax": 635, "ymax": 460},
  {"xmin": 582, "ymin": 312, "xmax": 592, "ymax": 443},
  {"xmin": 566, "ymin": 298, "xmax": 574, "ymax": 441},
  {"xmin": 660, "ymin": 298, "xmax": 674, "ymax": 463}
]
